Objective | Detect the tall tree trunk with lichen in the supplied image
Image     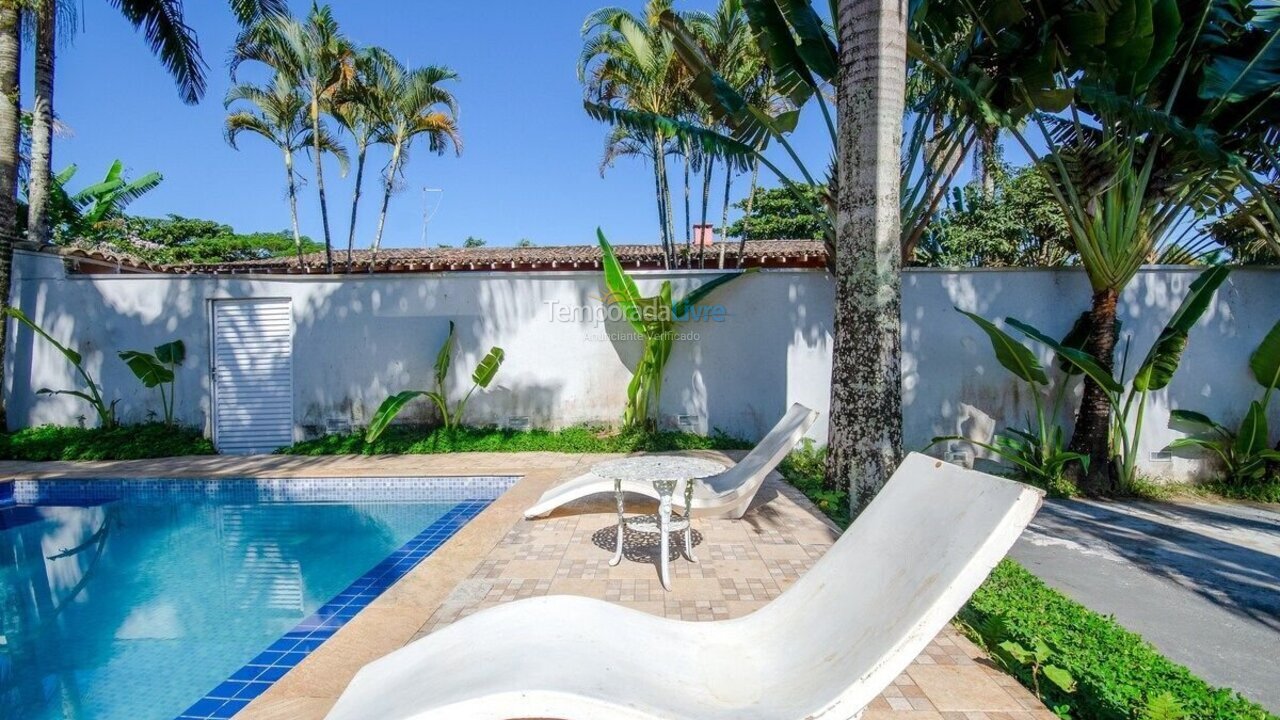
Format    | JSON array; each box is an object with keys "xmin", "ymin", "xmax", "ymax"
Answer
[
  {"xmin": 0, "ymin": 2, "xmax": 21, "ymax": 427},
  {"xmin": 825, "ymin": 0, "xmax": 907, "ymax": 512},
  {"xmin": 1065, "ymin": 287, "xmax": 1121, "ymax": 494},
  {"xmin": 27, "ymin": 0, "xmax": 55, "ymax": 246}
]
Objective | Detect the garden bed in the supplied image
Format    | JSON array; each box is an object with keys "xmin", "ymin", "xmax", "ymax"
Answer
[
  {"xmin": 0, "ymin": 424, "xmax": 215, "ymax": 461},
  {"xmin": 280, "ymin": 425, "xmax": 751, "ymax": 456}
]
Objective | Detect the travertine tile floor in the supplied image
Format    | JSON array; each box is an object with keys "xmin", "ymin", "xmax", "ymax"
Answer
[{"xmin": 1, "ymin": 451, "xmax": 1053, "ymax": 720}]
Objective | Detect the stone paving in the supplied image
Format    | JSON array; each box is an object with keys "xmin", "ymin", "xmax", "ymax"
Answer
[{"xmin": 1, "ymin": 451, "xmax": 1053, "ymax": 720}]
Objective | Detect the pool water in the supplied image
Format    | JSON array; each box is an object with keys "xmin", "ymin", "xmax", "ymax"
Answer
[{"xmin": 0, "ymin": 478, "xmax": 508, "ymax": 720}]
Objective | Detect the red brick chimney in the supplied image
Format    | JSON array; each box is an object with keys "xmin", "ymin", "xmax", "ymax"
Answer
[{"xmin": 693, "ymin": 224, "xmax": 715, "ymax": 247}]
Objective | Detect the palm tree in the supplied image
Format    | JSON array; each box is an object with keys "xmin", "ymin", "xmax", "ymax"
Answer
[
  {"xmin": 225, "ymin": 73, "xmax": 348, "ymax": 265},
  {"xmin": 937, "ymin": 0, "xmax": 1280, "ymax": 492},
  {"xmin": 369, "ymin": 59, "xmax": 460, "ymax": 260},
  {"xmin": 684, "ymin": 0, "xmax": 763, "ymax": 265},
  {"xmin": 233, "ymin": 4, "xmax": 356, "ymax": 273},
  {"xmin": 24, "ymin": 0, "xmax": 286, "ymax": 245},
  {"xmin": 0, "ymin": 2, "xmax": 19, "ymax": 427},
  {"xmin": 581, "ymin": 0, "xmax": 691, "ymax": 268},
  {"xmin": 332, "ymin": 47, "xmax": 394, "ymax": 271},
  {"xmin": 829, "ymin": 0, "xmax": 909, "ymax": 509}
]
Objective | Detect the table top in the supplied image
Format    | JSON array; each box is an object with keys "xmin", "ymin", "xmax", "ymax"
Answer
[{"xmin": 591, "ymin": 456, "xmax": 726, "ymax": 484}]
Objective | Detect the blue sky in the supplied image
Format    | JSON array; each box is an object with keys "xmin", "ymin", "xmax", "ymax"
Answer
[{"xmin": 49, "ymin": 0, "xmax": 835, "ymax": 249}]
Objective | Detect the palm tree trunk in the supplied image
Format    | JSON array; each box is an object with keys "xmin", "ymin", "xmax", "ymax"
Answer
[
  {"xmin": 977, "ymin": 125, "xmax": 997, "ymax": 197},
  {"xmin": 283, "ymin": 148, "xmax": 304, "ymax": 266},
  {"xmin": 736, "ymin": 157, "xmax": 761, "ymax": 268},
  {"xmin": 683, "ymin": 150, "xmax": 691, "ymax": 266},
  {"xmin": 310, "ymin": 95, "xmax": 335, "ymax": 273},
  {"xmin": 722, "ymin": 161, "xmax": 734, "ymax": 267},
  {"xmin": 1066, "ymin": 287, "xmax": 1120, "ymax": 494},
  {"xmin": 826, "ymin": 0, "xmax": 908, "ymax": 513},
  {"xmin": 371, "ymin": 141, "xmax": 403, "ymax": 265},
  {"xmin": 659, "ymin": 152, "xmax": 676, "ymax": 268},
  {"xmin": 27, "ymin": 0, "xmax": 56, "ymax": 245},
  {"xmin": 0, "ymin": 4, "xmax": 21, "ymax": 427},
  {"xmin": 699, "ymin": 155, "xmax": 713, "ymax": 268},
  {"xmin": 345, "ymin": 141, "xmax": 367, "ymax": 273},
  {"xmin": 651, "ymin": 138, "xmax": 670, "ymax": 269}
]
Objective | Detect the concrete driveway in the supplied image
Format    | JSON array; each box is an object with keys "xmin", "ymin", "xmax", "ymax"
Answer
[{"xmin": 1011, "ymin": 498, "xmax": 1280, "ymax": 712}]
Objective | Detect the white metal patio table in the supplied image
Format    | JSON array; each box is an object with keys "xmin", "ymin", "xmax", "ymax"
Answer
[{"xmin": 591, "ymin": 456, "xmax": 727, "ymax": 590}]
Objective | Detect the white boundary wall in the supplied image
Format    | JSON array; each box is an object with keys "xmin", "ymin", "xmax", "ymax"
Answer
[{"xmin": 6, "ymin": 249, "xmax": 1278, "ymax": 480}]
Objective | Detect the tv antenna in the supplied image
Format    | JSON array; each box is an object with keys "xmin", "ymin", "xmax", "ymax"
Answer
[{"xmin": 420, "ymin": 187, "xmax": 444, "ymax": 247}]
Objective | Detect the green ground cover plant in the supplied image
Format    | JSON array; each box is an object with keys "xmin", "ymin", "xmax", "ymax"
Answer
[
  {"xmin": 281, "ymin": 425, "xmax": 751, "ymax": 456},
  {"xmin": 0, "ymin": 424, "xmax": 214, "ymax": 461}
]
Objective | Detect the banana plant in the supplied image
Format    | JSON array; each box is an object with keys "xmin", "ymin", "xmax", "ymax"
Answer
[
  {"xmin": 1007, "ymin": 265, "xmax": 1231, "ymax": 491},
  {"xmin": 3, "ymin": 307, "xmax": 117, "ymax": 428},
  {"xmin": 929, "ymin": 309, "xmax": 1091, "ymax": 493},
  {"xmin": 365, "ymin": 321, "xmax": 505, "ymax": 440},
  {"xmin": 1164, "ymin": 318, "xmax": 1280, "ymax": 484},
  {"xmin": 598, "ymin": 229, "xmax": 754, "ymax": 431},
  {"xmin": 119, "ymin": 340, "xmax": 185, "ymax": 426}
]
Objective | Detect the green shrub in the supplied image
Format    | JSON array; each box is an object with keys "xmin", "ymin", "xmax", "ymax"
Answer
[
  {"xmin": 279, "ymin": 425, "xmax": 751, "ymax": 456},
  {"xmin": 961, "ymin": 560, "xmax": 1275, "ymax": 720},
  {"xmin": 777, "ymin": 439, "xmax": 849, "ymax": 526},
  {"xmin": 0, "ymin": 424, "xmax": 214, "ymax": 461}
]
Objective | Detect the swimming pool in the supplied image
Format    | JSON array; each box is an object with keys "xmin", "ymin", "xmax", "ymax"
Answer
[{"xmin": 0, "ymin": 475, "xmax": 516, "ymax": 720}]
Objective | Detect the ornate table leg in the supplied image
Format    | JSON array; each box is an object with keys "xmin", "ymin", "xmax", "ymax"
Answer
[
  {"xmin": 654, "ymin": 479, "xmax": 676, "ymax": 590},
  {"xmin": 609, "ymin": 478, "xmax": 624, "ymax": 567},
  {"xmin": 683, "ymin": 477, "xmax": 697, "ymax": 563}
]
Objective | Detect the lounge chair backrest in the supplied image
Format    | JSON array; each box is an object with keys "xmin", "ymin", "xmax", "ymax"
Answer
[
  {"xmin": 702, "ymin": 403, "xmax": 818, "ymax": 496},
  {"xmin": 742, "ymin": 453, "xmax": 1043, "ymax": 718}
]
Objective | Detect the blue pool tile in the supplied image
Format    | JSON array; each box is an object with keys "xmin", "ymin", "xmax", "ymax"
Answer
[
  {"xmin": 175, "ymin": 494, "xmax": 500, "ymax": 720},
  {"xmin": 207, "ymin": 681, "xmax": 246, "ymax": 699}
]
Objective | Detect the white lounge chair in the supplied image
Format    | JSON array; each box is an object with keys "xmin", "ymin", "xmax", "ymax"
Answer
[
  {"xmin": 523, "ymin": 403, "xmax": 820, "ymax": 520},
  {"xmin": 325, "ymin": 453, "xmax": 1043, "ymax": 720}
]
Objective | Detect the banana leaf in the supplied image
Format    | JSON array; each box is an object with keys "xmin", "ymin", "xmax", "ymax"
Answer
[
  {"xmin": 1008, "ymin": 318, "xmax": 1125, "ymax": 394},
  {"xmin": 597, "ymin": 230, "xmax": 647, "ymax": 336},
  {"xmin": 1249, "ymin": 318, "xmax": 1280, "ymax": 390},
  {"xmin": 471, "ymin": 347, "xmax": 505, "ymax": 389},
  {"xmin": 155, "ymin": 340, "xmax": 185, "ymax": 366},
  {"xmin": 1133, "ymin": 265, "xmax": 1229, "ymax": 392},
  {"xmin": 434, "ymin": 321, "xmax": 455, "ymax": 390},
  {"xmin": 1169, "ymin": 409, "xmax": 1230, "ymax": 436},
  {"xmin": 5, "ymin": 307, "xmax": 82, "ymax": 366},
  {"xmin": 365, "ymin": 390, "xmax": 431, "ymax": 443},
  {"xmin": 958, "ymin": 309, "xmax": 1049, "ymax": 385},
  {"xmin": 1235, "ymin": 400, "xmax": 1270, "ymax": 457},
  {"xmin": 118, "ymin": 351, "xmax": 174, "ymax": 388}
]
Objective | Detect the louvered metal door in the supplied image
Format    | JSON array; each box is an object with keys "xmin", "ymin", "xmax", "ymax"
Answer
[{"xmin": 212, "ymin": 299, "xmax": 294, "ymax": 454}]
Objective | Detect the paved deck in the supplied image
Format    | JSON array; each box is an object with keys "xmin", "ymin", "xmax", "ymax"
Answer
[{"xmin": 2, "ymin": 452, "xmax": 1051, "ymax": 720}]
